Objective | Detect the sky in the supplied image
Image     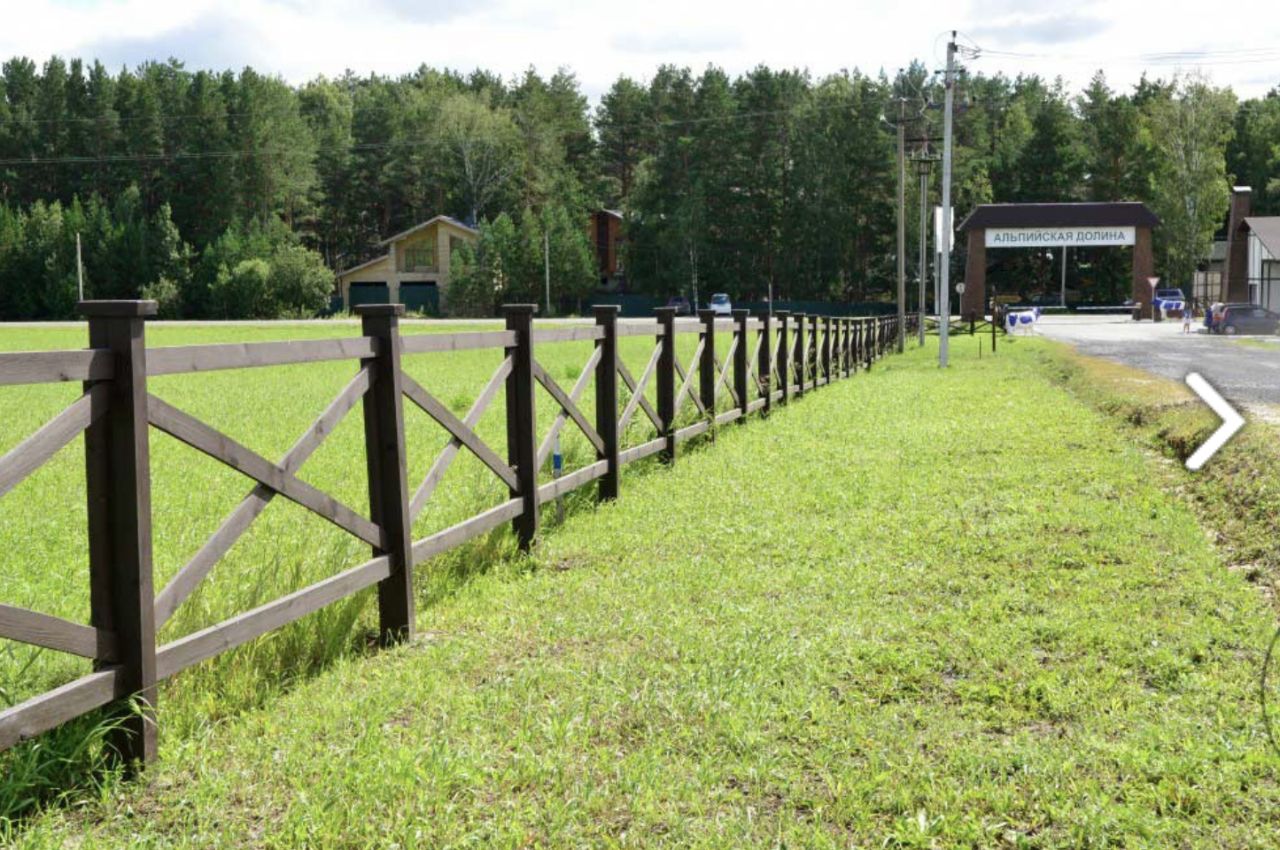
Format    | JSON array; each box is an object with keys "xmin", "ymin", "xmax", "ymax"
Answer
[{"xmin": 4, "ymin": 0, "xmax": 1280, "ymax": 102}]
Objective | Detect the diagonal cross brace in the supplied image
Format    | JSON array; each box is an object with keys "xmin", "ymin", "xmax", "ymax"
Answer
[
  {"xmin": 532, "ymin": 361, "xmax": 606, "ymax": 454},
  {"xmin": 409, "ymin": 356, "xmax": 512, "ymax": 520},
  {"xmin": 401, "ymin": 372, "xmax": 519, "ymax": 492}
]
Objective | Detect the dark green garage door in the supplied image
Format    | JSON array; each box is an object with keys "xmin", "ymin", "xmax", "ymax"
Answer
[
  {"xmin": 349, "ymin": 282, "xmax": 390, "ymax": 309},
  {"xmin": 401, "ymin": 282, "xmax": 440, "ymax": 316}
]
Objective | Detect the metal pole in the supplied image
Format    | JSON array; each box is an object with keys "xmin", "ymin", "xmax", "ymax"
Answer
[
  {"xmin": 918, "ymin": 168, "xmax": 927, "ymax": 346},
  {"xmin": 76, "ymin": 232, "xmax": 84, "ymax": 302},
  {"xmin": 553, "ymin": 433, "xmax": 564, "ymax": 523},
  {"xmin": 939, "ymin": 33, "xmax": 956, "ymax": 368},
  {"xmin": 896, "ymin": 99, "xmax": 906, "ymax": 354},
  {"xmin": 1060, "ymin": 245, "xmax": 1068, "ymax": 309},
  {"xmin": 544, "ymin": 231, "xmax": 551, "ymax": 316}
]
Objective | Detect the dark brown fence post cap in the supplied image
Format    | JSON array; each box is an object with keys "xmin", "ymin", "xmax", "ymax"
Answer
[
  {"xmin": 732, "ymin": 309, "xmax": 749, "ymax": 319},
  {"xmin": 354, "ymin": 304, "xmax": 405, "ymax": 317},
  {"xmin": 697, "ymin": 309, "xmax": 715, "ymax": 320},
  {"xmin": 774, "ymin": 309, "xmax": 790, "ymax": 317},
  {"xmin": 592, "ymin": 304, "xmax": 621, "ymax": 317},
  {"xmin": 502, "ymin": 304, "xmax": 538, "ymax": 316},
  {"xmin": 78, "ymin": 300, "xmax": 158, "ymax": 318},
  {"xmin": 654, "ymin": 306, "xmax": 676, "ymax": 317}
]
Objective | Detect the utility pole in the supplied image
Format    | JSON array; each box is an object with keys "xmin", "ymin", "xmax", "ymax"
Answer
[
  {"xmin": 1060, "ymin": 245, "xmax": 1068, "ymax": 308},
  {"xmin": 939, "ymin": 32, "xmax": 956, "ymax": 369},
  {"xmin": 896, "ymin": 94, "xmax": 907, "ymax": 354},
  {"xmin": 909, "ymin": 144, "xmax": 939, "ymax": 348},
  {"xmin": 76, "ymin": 232, "xmax": 84, "ymax": 302}
]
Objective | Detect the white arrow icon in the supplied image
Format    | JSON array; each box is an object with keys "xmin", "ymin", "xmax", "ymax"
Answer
[{"xmin": 1184, "ymin": 372, "xmax": 1245, "ymax": 471}]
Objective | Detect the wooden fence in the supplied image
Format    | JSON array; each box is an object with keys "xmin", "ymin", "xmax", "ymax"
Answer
[{"xmin": 0, "ymin": 301, "xmax": 910, "ymax": 768}]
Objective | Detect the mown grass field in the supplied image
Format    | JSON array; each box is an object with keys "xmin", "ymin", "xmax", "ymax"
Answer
[
  {"xmin": 8, "ymin": 331, "xmax": 1280, "ymax": 847},
  {"xmin": 0, "ymin": 318, "xmax": 725, "ymax": 819}
]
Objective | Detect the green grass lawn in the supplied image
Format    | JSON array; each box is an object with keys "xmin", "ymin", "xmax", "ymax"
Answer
[
  {"xmin": 8, "ymin": 333, "xmax": 1280, "ymax": 847},
  {"xmin": 0, "ymin": 319, "xmax": 726, "ymax": 817}
]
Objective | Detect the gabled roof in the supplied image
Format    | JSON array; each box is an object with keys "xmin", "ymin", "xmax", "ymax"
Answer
[
  {"xmin": 377, "ymin": 215, "xmax": 478, "ymax": 247},
  {"xmin": 1244, "ymin": 217, "xmax": 1280, "ymax": 259},
  {"xmin": 337, "ymin": 252, "xmax": 390, "ymax": 277},
  {"xmin": 958, "ymin": 202, "xmax": 1160, "ymax": 231}
]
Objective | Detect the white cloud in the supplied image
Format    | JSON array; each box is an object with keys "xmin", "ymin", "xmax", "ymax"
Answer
[{"xmin": 4, "ymin": 0, "xmax": 1277, "ymax": 101}]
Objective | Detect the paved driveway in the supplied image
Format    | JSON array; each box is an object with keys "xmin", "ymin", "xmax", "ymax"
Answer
[{"xmin": 1033, "ymin": 315, "xmax": 1280, "ymax": 408}]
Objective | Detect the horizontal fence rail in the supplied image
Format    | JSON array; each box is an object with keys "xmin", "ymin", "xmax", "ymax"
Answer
[{"xmin": 0, "ymin": 301, "xmax": 911, "ymax": 767}]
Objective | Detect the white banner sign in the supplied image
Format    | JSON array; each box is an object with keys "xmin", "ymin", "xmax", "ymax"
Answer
[
  {"xmin": 933, "ymin": 206, "xmax": 953, "ymax": 255},
  {"xmin": 985, "ymin": 226, "xmax": 1135, "ymax": 248}
]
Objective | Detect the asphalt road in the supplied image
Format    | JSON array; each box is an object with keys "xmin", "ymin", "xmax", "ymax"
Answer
[{"xmin": 1034, "ymin": 315, "xmax": 1280, "ymax": 409}]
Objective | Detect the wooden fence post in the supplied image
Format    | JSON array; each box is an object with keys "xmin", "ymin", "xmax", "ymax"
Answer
[
  {"xmin": 656, "ymin": 307, "xmax": 677, "ymax": 463},
  {"xmin": 81, "ymin": 299, "xmax": 158, "ymax": 770},
  {"xmin": 733, "ymin": 309, "xmax": 749, "ymax": 420},
  {"xmin": 810, "ymin": 314, "xmax": 820, "ymax": 387},
  {"xmin": 504, "ymin": 304, "xmax": 539, "ymax": 550},
  {"xmin": 593, "ymin": 305, "xmax": 620, "ymax": 502},
  {"xmin": 699, "ymin": 308, "xmax": 716, "ymax": 420},
  {"xmin": 842, "ymin": 318, "xmax": 851, "ymax": 377},
  {"xmin": 822, "ymin": 316, "xmax": 832, "ymax": 385},
  {"xmin": 759, "ymin": 310, "xmax": 772, "ymax": 414},
  {"xmin": 865, "ymin": 320, "xmax": 874, "ymax": 370},
  {"xmin": 357, "ymin": 304, "xmax": 414, "ymax": 646},
  {"xmin": 776, "ymin": 310, "xmax": 790, "ymax": 404},
  {"xmin": 794, "ymin": 313, "xmax": 806, "ymax": 397}
]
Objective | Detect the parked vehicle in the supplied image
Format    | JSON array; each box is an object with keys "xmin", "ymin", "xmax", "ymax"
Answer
[
  {"xmin": 709, "ymin": 293, "xmax": 732, "ymax": 316},
  {"xmin": 665, "ymin": 295, "xmax": 692, "ymax": 316},
  {"xmin": 1216, "ymin": 303, "xmax": 1280, "ymax": 335},
  {"xmin": 1156, "ymin": 288, "xmax": 1186, "ymax": 302}
]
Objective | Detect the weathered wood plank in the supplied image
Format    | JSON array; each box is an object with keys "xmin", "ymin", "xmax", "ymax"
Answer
[
  {"xmin": 411, "ymin": 498, "xmax": 523, "ymax": 564},
  {"xmin": 147, "ymin": 394, "xmax": 385, "ymax": 548},
  {"xmin": 617, "ymin": 343, "xmax": 662, "ymax": 433},
  {"xmin": 401, "ymin": 373, "xmax": 519, "ymax": 492},
  {"xmin": 410, "ymin": 356, "xmax": 512, "ymax": 519},
  {"xmin": 0, "ymin": 603, "xmax": 117, "ymax": 661},
  {"xmin": 535, "ymin": 347, "xmax": 602, "ymax": 469},
  {"xmin": 617, "ymin": 322, "xmax": 663, "ymax": 338},
  {"xmin": 747, "ymin": 397, "xmax": 767, "ymax": 414},
  {"xmin": 672, "ymin": 339, "xmax": 705, "ymax": 417},
  {"xmin": 713, "ymin": 340, "xmax": 739, "ymax": 406},
  {"xmin": 532, "ymin": 362, "xmax": 606, "ymax": 454},
  {"xmin": 0, "ymin": 349, "xmax": 113, "ymax": 386},
  {"xmin": 619, "ymin": 436, "xmax": 666, "ymax": 465},
  {"xmin": 0, "ymin": 667, "xmax": 123, "ymax": 752},
  {"xmin": 0, "ymin": 384, "xmax": 107, "ymax": 500},
  {"xmin": 715, "ymin": 408, "xmax": 743, "ymax": 426},
  {"xmin": 155, "ymin": 556, "xmax": 391, "ymax": 680},
  {"xmin": 531, "ymin": 326, "xmax": 604, "ymax": 343},
  {"xmin": 154, "ymin": 366, "xmax": 374, "ymax": 627},
  {"xmin": 536, "ymin": 460, "xmax": 608, "ymax": 504},
  {"xmin": 400, "ymin": 330, "xmax": 515, "ymax": 354},
  {"xmin": 147, "ymin": 338, "xmax": 378, "ymax": 376},
  {"xmin": 674, "ymin": 420, "xmax": 710, "ymax": 442}
]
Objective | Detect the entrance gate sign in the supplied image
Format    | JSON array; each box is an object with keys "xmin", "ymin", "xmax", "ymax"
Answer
[{"xmin": 985, "ymin": 226, "xmax": 1136, "ymax": 248}]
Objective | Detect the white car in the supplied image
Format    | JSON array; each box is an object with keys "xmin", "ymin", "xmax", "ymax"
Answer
[{"xmin": 709, "ymin": 293, "xmax": 732, "ymax": 316}]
